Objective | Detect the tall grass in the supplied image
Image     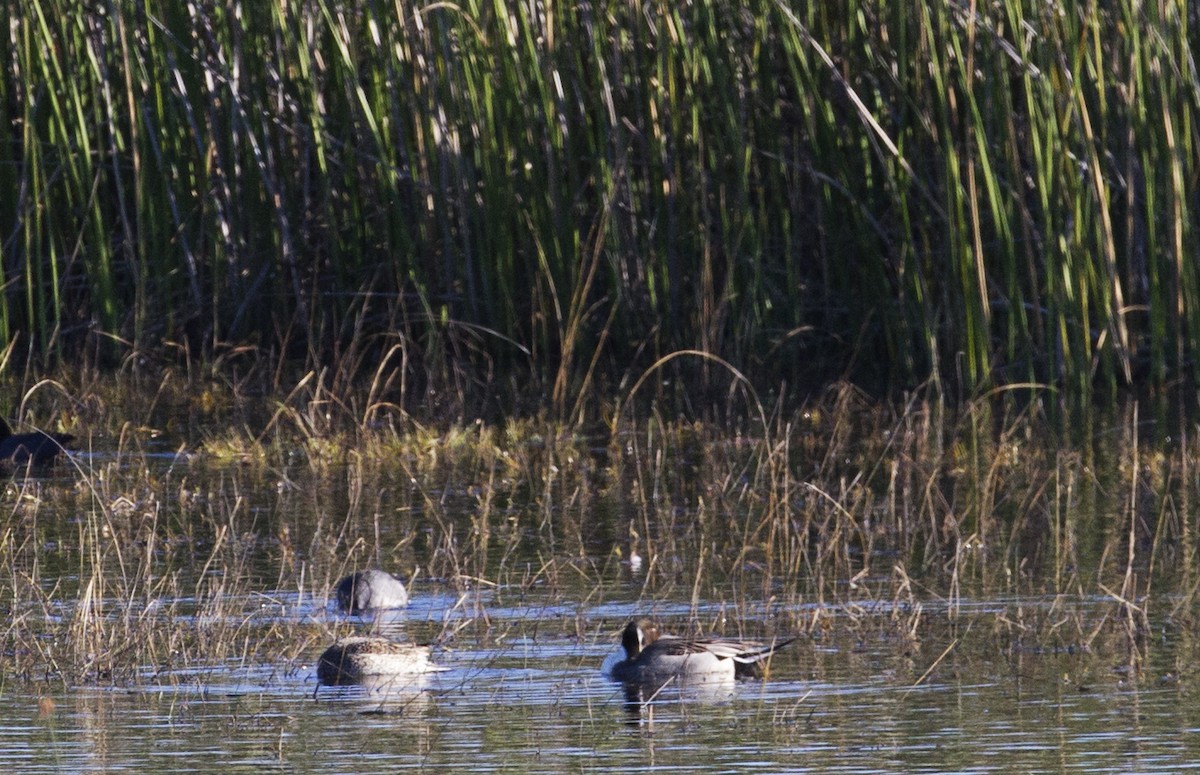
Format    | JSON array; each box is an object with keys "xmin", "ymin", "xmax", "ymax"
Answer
[
  {"xmin": 0, "ymin": 375, "xmax": 1188, "ymax": 684},
  {"xmin": 1, "ymin": 1, "xmax": 1196, "ymax": 412}
]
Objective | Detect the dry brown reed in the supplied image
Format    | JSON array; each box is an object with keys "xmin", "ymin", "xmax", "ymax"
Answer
[{"xmin": 0, "ymin": 373, "xmax": 1194, "ymax": 687}]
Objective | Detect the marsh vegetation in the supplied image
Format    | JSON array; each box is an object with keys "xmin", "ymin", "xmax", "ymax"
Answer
[
  {"xmin": 0, "ymin": 372, "xmax": 1195, "ymax": 768},
  {"xmin": 0, "ymin": 375, "xmax": 1195, "ymax": 689},
  {"xmin": 2, "ymin": 0, "xmax": 1200, "ymax": 768},
  {"xmin": 4, "ymin": 0, "xmax": 1198, "ymax": 405}
]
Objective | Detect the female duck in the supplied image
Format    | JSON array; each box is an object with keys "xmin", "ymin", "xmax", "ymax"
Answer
[
  {"xmin": 611, "ymin": 619, "xmax": 794, "ymax": 683},
  {"xmin": 335, "ymin": 569, "xmax": 409, "ymax": 613},
  {"xmin": 317, "ymin": 636, "xmax": 441, "ymax": 685}
]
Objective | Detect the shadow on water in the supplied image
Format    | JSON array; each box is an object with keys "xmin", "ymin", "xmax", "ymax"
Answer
[{"xmin": 314, "ymin": 673, "xmax": 438, "ymax": 716}]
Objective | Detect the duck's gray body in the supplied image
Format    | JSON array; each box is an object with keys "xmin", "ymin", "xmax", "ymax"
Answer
[
  {"xmin": 611, "ymin": 619, "xmax": 794, "ymax": 683},
  {"xmin": 335, "ymin": 569, "xmax": 409, "ymax": 613}
]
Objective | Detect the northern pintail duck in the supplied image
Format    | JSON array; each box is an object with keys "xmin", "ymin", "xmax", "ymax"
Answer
[
  {"xmin": 611, "ymin": 619, "xmax": 794, "ymax": 683},
  {"xmin": 0, "ymin": 418, "xmax": 73, "ymax": 465},
  {"xmin": 317, "ymin": 636, "xmax": 442, "ymax": 685},
  {"xmin": 335, "ymin": 569, "xmax": 409, "ymax": 613}
]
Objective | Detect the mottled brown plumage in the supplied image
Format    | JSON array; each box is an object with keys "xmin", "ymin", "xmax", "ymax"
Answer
[{"xmin": 317, "ymin": 636, "xmax": 442, "ymax": 685}]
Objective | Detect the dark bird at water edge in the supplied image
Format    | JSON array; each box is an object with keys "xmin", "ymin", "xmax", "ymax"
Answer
[{"xmin": 0, "ymin": 418, "xmax": 74, "ymax": 465}]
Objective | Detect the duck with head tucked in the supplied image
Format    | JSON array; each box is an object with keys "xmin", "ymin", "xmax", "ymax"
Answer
[
  {"xmin": 317, "ymin": 636, "xmax": 443, "ymax": 686},
  {"xmin": 611, "ymin": 618, "xmax": 795, "ymax": 684},
  {"xmin": 334, "ymin": 569, "xmax": 409, "ymax": 614}
]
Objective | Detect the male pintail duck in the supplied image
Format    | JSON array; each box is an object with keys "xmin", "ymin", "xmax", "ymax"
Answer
[
  {"xmin": 611, "ymin": 618, "xmax": 794, "ymax": 683},
  {"xmin": 0, "ymin": 418, "xmax": 73, "ymax": 465},
  {"xmin": 335, "ymin": 569, "xmax": 409, "ymax": 613},
  {"xmin": 316, "ymin": 636, "xmax": 442, "ymax": 685}
]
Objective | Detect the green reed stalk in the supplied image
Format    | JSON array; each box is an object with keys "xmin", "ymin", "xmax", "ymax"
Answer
[{"xmin": 1, "ymin": 0, "xmax": 1196, "ymax": 410}]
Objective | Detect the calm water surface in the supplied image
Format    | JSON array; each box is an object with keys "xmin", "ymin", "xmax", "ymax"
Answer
[
  {"xmin": 3, "ymin": 589, "xmax": 1199, "ymax": 773},
  {"xmin": 3, "ymin": 448, "xmax": 1200, "ymax": 773}
]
